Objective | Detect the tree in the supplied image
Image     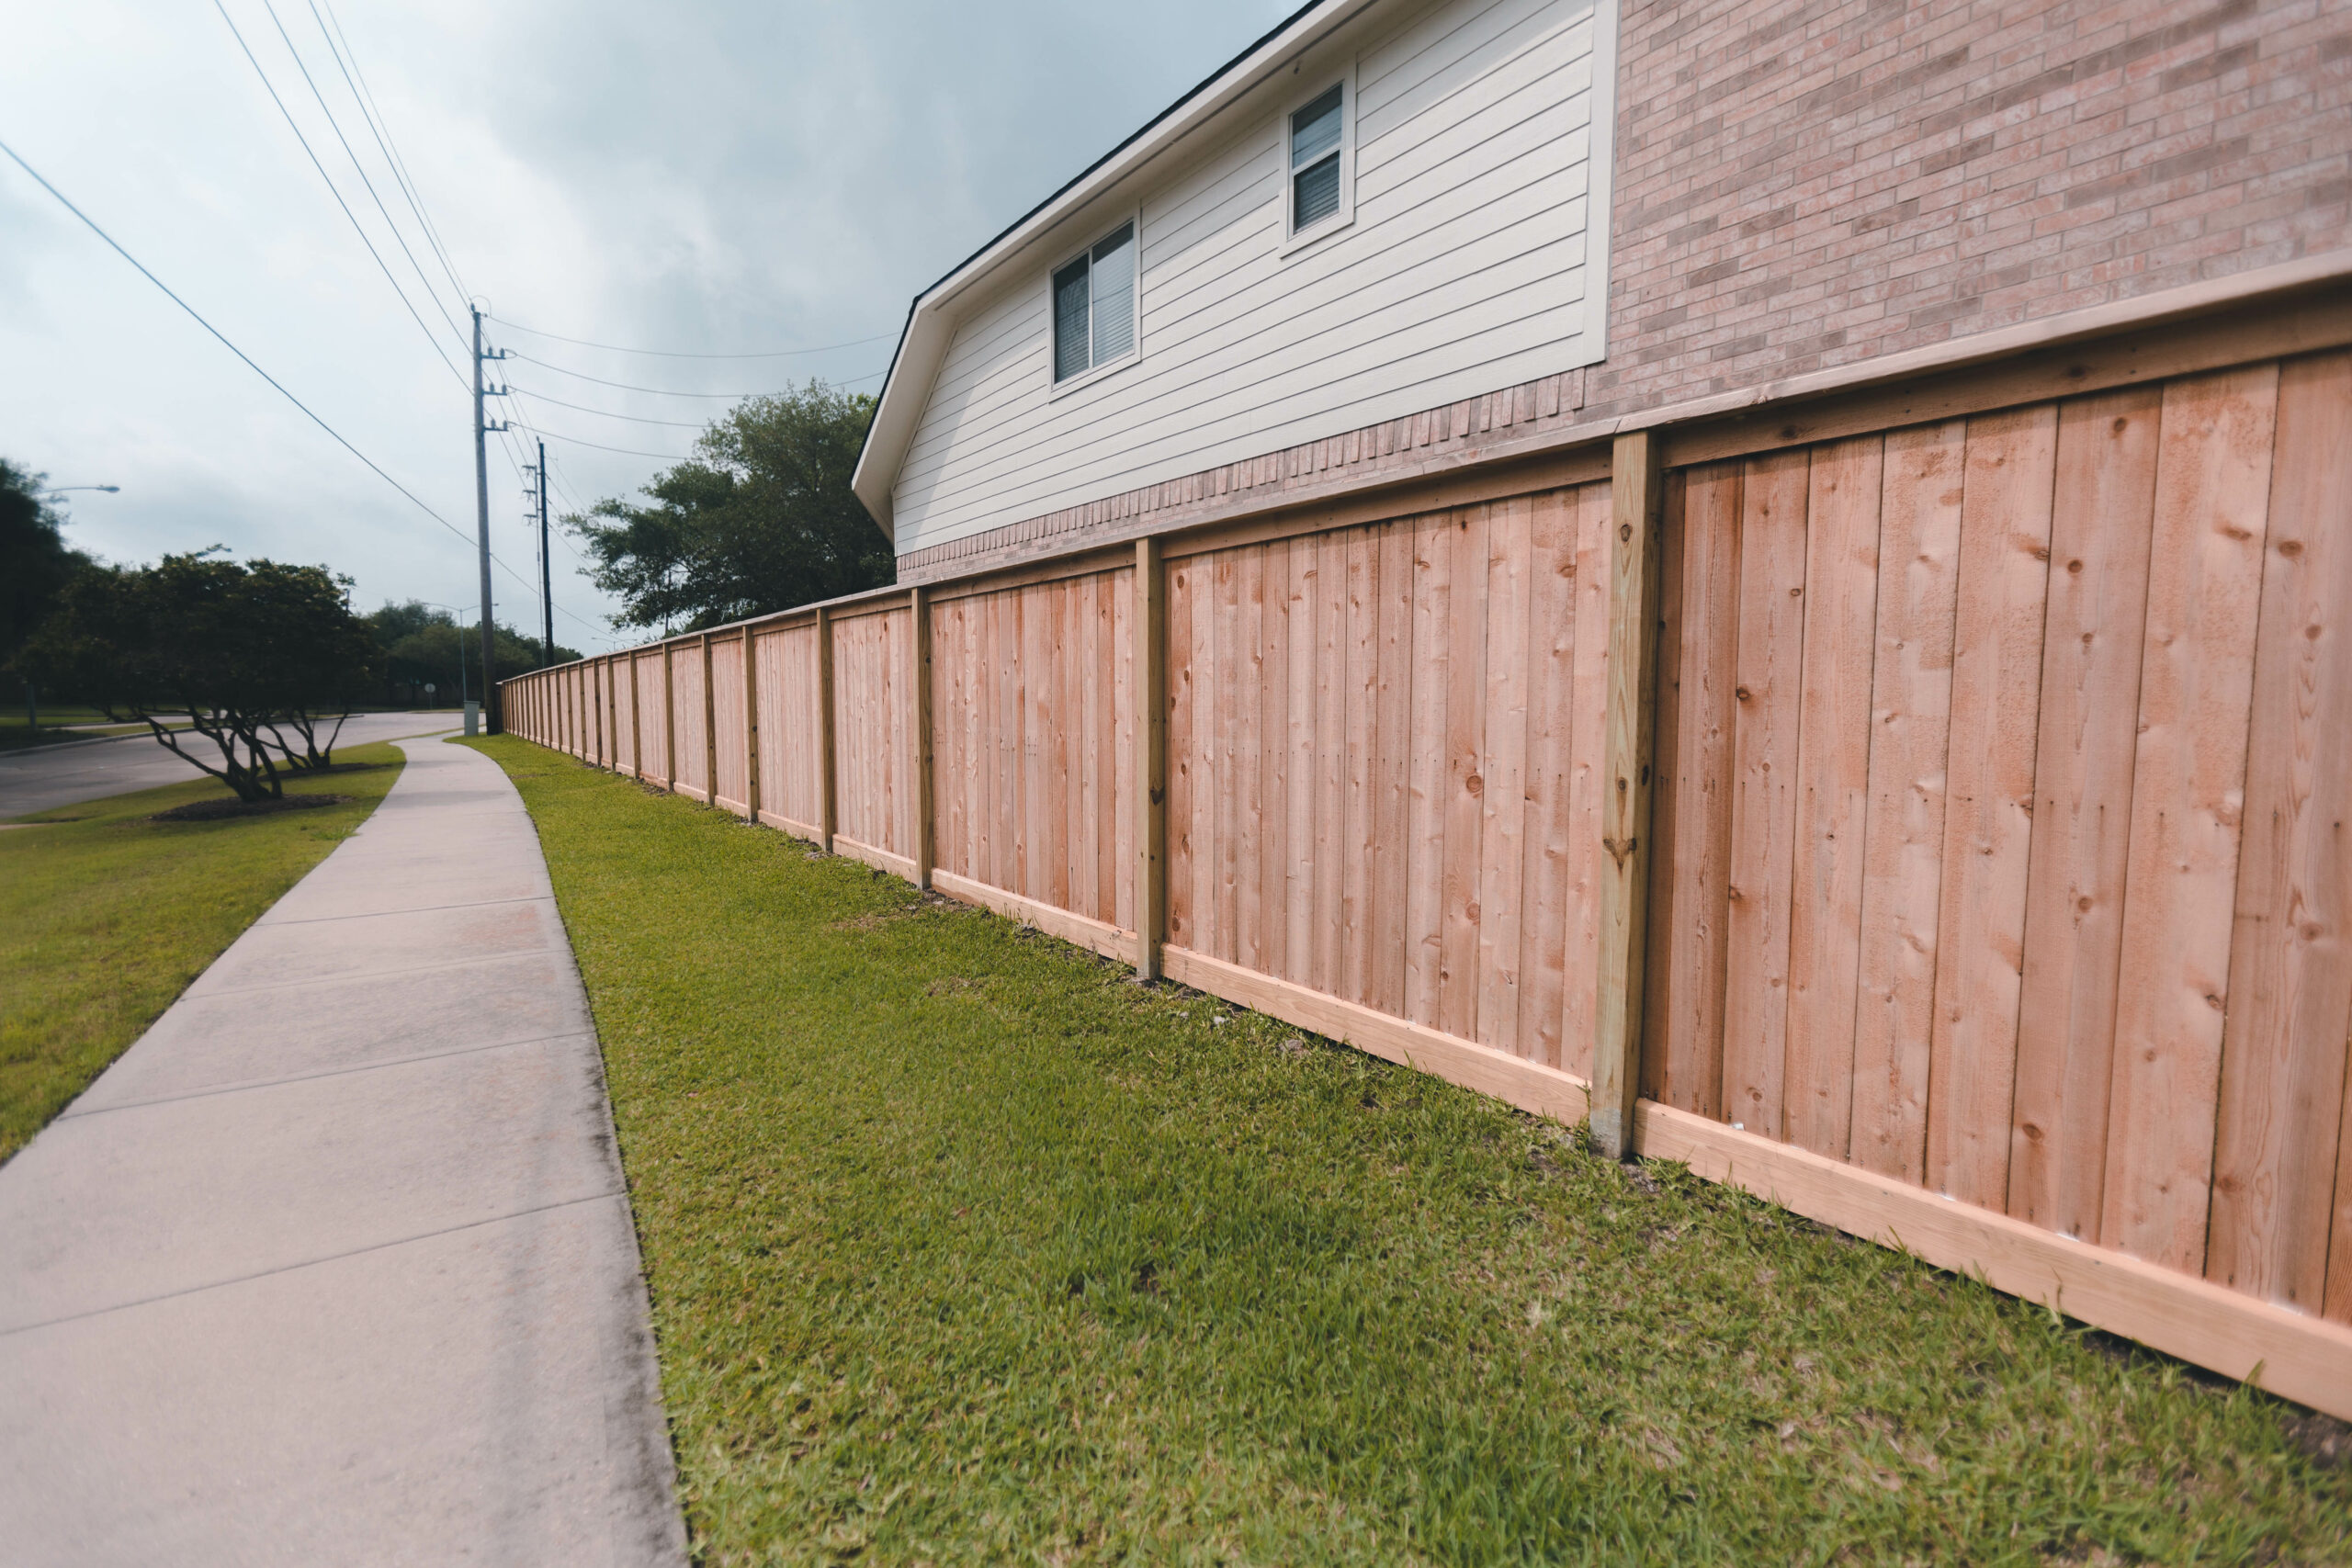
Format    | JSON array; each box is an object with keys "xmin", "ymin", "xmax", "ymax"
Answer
[
  {"xmin": 568, "ymin": 381, "xmax": 893, "ymax": 632},
  {"xmin": 2, "ymin": 458, "xmax": 94, "ymax": 671},
  {"xmin": 16, "ymin": 552, "xmax": 379, "ymax": 801},
  {"xmin": 366, "ymin": 601, "xmax": 579, "ymax": 707}
]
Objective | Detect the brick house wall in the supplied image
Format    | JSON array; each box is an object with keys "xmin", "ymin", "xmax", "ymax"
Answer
[{"xmin": 897, "ymin": 0, "xmax": 2350, "ymax": 580}]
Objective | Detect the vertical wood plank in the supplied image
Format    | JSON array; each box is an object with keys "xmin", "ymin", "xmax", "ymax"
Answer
[
  {"xmin": 1641, "ymin": 477, "xmax": 1689, "ymax": 1100},
  {"xmin": 1238, "ymin": 549, "xmax": 1264, "ymax": 971},
  {"xmin": 1722, "ymin": 448, "xmax": 1813, "ymax": 1139},
  {"xmin": 1782, "ymin": 435, "xmax": 1885, "ymax": 1158},
  {"xmin": 1591, "ymin": 435, "xmax": 1668, "ymax": 1156},
  {"xmin": 1136, "ymin": 540, "xmax": 1168, "ymax": 976},
  {"xmin": 1478, "ymin": 497, "xmax": 1536, "ymax": 1053},
  {"xmin": 1405, "ymin": 512, "xmax": 1452, "ymax": 1023},
  {"xmin": 1285, "ymin": 538, "xmax": 1317, "ymax": 984},
  {"xmin": 1341, "ymin": 529, "xmax": 1378, "ymax": 1005},
  {"xmin": 2209, "ymin": 351, "xmax": 2352, "ymax": 1312},
  {"xmin": 1440, "ymin": 506, "xmax": 1491, "ymax": 1038},
  {"xmin": 815, "ymin": 608, "xmax": 836, "ymax": 852},
  {"xmin": 1312, "ymin": 532, "xmax": 1347, "ymax": 994},
  {"xmin": 663, "ymin": 642, "xmax": 678, "ymax": 792},
  {"xmin": 1850, "ymin": 420, "xmax": 1968, "ymax": 1182},
  {"xmin": 1562, "ymin": 479, "xmax": 1616, "ymax": 1080},
  {"xmin": 743, "ymin": 627, "xmax": 761, "ymax": 818},
  {"xmin": 1374, "ymin": 520, "xmax": 1415, "ymax": 1018},
  {"xmin": 912, "ymin": 588, "xmax": 935, "ymax": 887},
  {"xmin": 1925, "ymin": 404, "xmax": 2060, "ymax": 1208},
  {"xmin": 2104, "ymin": 363, "xmax": 2280, "ymax": 1272},
  {"xmin": 1521, "ymin": 489, "xmax": 1578, "ymax": 1067},
  {"xmin": 702, "ymin": 633, "xmax": 719, "ymax": 806},
  {"xmin": 2007, "ymin": 388, "xmax": 2162, "ymax": 1234},
  {"xmin": 1261, "ymin": 541, "xmax": 1291, "ymax": 979},
  {"xmin": 1166, "ymin": 558, "xmax": 1195, "ymax": 954},
  {"xmin": 1213, "ymin": 549, "xmax": 1240, "ymax": 961}
]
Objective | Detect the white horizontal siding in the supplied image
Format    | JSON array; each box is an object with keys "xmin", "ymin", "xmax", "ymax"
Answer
[{"xmin": 892, "ymin": 0, "xmax": 1611, "ymax": 554}]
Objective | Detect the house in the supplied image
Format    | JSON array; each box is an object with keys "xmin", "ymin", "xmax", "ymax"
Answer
[
  {"xmin": 511, "ymin": 0, "xmax": 2352, "ymax": 1417},
  {"xmin": 853, "ymin": 0, "xmax": 2348, "ymax": 581}
]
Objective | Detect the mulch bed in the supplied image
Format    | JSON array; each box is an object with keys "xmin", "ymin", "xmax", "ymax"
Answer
[{"xmin": 150, "ymin": 794, "xmax": 352, "ymax": 823}]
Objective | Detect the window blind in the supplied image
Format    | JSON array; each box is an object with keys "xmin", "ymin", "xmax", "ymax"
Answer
[{"xmin": 1291, "ymin": 85, "xmax": 1343, "ymax": 231}]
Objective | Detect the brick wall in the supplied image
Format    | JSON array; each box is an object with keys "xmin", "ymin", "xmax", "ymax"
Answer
[
  {"xmin": 897, "ymin": 0, "xmax": 2350, "ymax": 578},
  {"xmin": 1586, "ymin": 0, "xmax": 2349, "ymax": 417}
]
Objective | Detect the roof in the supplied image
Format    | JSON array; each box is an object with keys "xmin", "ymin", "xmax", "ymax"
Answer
[{"xmin": 848, "ymin": 0, "xmax": 1395, "ymax": 540}]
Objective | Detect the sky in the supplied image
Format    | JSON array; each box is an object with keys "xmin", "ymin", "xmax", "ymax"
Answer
[{"xmin": 0, "ymin": 0, "xmax": 1296, "ymax": 649}]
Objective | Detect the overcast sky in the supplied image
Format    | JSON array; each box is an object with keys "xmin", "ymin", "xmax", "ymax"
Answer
[{"xmin": 1, "ymin": 0, "xmax": 1295, "ymax": 649}]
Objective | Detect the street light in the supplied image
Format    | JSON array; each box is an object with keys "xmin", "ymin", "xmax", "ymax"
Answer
[{"xmin": 41, "ymin": 484, "xmax": 119, "ymax": 495}]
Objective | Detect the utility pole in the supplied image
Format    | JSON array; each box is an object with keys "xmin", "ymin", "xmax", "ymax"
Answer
[
  {"xmin": 471, "ymin": 304, "xmax": 510, "ymax": 732},
  {"xmin": 537, "ymin": 439, "xmax": 553, "ymax": 667}
]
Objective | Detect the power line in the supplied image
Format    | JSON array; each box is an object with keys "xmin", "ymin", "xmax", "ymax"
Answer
[
  {"xmin": 0, "ymin": 134, "xmax": 481, "ymax": 549},
  {"xmin": 0, "ymin": 136, "xmax": 565, "ymax": 617},
  {"xmin": 311, "ymin": 0, "xmax": 470, "ymax": 310},
  {"xmin": 503, "ymin": 351, "xmax": 814, "ymax": 398},
  {"xmin": 509, "ymin": 386, "xmax": 713, "ymax": 428},
  {"xmin": 254, "ymin": 0, "xmax": 469, "ymax": 348},
  {"xmin": 526, "ymin": 426, "xmax": 702, "ymax": 461},
  {"xmin": 488, "ymin": 315, "xmax": 892, "ymax": 359},
  {"xmin": 209, "ymin": 0, "xmax": 465, "ymax": 388}
]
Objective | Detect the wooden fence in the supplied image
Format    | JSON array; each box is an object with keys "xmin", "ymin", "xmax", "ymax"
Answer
[{"xmin": 506, "ymin": 315, "xmax": 2352, "ymax": 1418}]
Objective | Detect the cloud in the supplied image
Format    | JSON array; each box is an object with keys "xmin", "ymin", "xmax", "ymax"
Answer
[{"xmin": 1, "ymin": 0, "xmax": 1295, "ymax": 645}]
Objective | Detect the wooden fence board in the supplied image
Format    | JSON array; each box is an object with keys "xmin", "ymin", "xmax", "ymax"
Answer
[
  {"xmin": 2007, "ymin": 388, "xmax": 2162, "ymax": 1237},
  {"xmin": 1849, "ymin": 420, "xmax": 1966, "ymax": 1182},
  {"xmin": 1167, "ymin": 558, "xmax": 1197, "ymax": 953},
  {"xmin": 1782, "ymin": 434, "xmax": 1885, "ymax": 1157},
  {"xmin": 1440, "ymin": 507, "xmax": 1491, "ymax": 1040},
  {"xmin": 1652, "ymin": 462, "xmax": 1744, "ymax": 1115},
  {"xmin": 1558, "ymin": 480, "xmax": 1615, "ymax": 1080},
  {"xmin": 1924, "ymin": 404, "xmax": 2058, "ymax": 1209},
  {"xmin": 712, "ymin": 634, "xmax": 748, "ymax": 812},
  {"xmin": 2105, "ymin": 363, "xmax": 2281, "ymax": 1272},
  {"xmin": 2209, "ymin": 350, "xmax": 2352, "ymax": 1315},
  {"xmin": 1405, "ymin": 513, "xmax": 1452, "ymax": 1023},
  {"xmin": 1478, "ymin": 496, "xmax": 1536, "ymax": 1055},
  {"xmin": 1722, "ymin": 448, "xmax": 1811, "ymax": 1138}
]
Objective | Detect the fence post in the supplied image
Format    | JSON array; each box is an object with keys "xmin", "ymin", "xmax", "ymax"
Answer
[
  {"xmin": 1590, "ymin": 429, "xmax": 1667, "ymax": 1160},
  {"xmin": 816, "ymin": 606, "xmax": 837, "ymax": 854},
  {"xmin": 743, "ymin": 624, "xmax": 762, "ymax": 820},
  {"xmin": 663, "ymin": 641, "xmax": 678, "ymax": 791},
  {"xmin": 1134, "ymin": 536, "xmax": 1168, "ymax": 980},
  {"xmin": 909, "ymin": 587, "xmax": 935, "ymax": 890},
  {"xmin": 701, "ymin": 632, "xmax": 718, "ymax": 805}
]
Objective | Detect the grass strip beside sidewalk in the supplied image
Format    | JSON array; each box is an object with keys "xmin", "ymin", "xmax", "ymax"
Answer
[
  {"xmin": 472, "ymin": 735, "xmax": 2352, "ymax": 1566},
  {"xmin": 0, "ymin": 741, "xmax": 407, "ymax": 1159}
]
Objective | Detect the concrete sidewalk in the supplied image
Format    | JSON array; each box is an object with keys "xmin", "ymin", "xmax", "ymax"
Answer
[{"xmin": 0, "ymin": 737, "xmax": 687, "ymax": 1565}]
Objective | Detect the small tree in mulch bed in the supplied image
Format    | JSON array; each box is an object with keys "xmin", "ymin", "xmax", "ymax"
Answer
[{"xmin": 14, "ymin": 551, "xmax": 379, "ymax": 803}]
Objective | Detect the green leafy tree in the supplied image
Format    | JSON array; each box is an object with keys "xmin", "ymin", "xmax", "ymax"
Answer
[
  {"xmin": 366, "ymin": 602, "xmax": 578, "ymax": 707},
  {"xmin": 568, "ymin": 381, "xmax": 892, "ymax": 632},
  {"xmin": 17, "ymin": 553, "xmax": 379, "ymax": 800},
  {"xmin": 1, "ymin": 458, "xmax": 94, "ymax": 671}
]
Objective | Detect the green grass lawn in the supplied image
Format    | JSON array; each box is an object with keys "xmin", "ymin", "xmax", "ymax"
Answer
[
  {"xmin": 469, "ymin": 734, "xmax": 2352, "ymax": 1566},
  {"xmin": 0, "ymin": 743, "xmax": 406, "ymax": 1159},
  {"xmin": 0, "ymin": 706, "xmax": 145, "ymax": 751}
]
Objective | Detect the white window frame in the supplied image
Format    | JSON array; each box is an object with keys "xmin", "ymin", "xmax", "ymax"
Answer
[
  {"xmin": 1278, "ymin": 61, "xmax": 1357, "ymax": 259},
  {"xmin": 1046, "ymin": 209, "xmax": 1143, "ymax": 400}
]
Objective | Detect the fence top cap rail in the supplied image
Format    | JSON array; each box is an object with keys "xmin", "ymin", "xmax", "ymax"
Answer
[{"xmin": 503, "ymin": 251, "xmax": 2352, "ymax": 689}]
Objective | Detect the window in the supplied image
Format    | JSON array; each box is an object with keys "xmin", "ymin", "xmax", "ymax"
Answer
[
  {"xmin": 1289, "ymin": 84, "xmax": 1345, "ymax": 233},
  {"xmin": 1051, "ymin": 220, "xmax": 1136, "ymax": 383}
]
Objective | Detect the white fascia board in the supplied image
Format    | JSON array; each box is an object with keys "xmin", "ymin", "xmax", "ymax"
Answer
[{"xmin": 850, "ymin": 0, "xmax": 1398, "ymax": 536}]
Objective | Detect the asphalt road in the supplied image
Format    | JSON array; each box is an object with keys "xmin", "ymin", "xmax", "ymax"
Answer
[{"xmin": 0, "ymin": 714, "xmax": 463, "ymax": 819}]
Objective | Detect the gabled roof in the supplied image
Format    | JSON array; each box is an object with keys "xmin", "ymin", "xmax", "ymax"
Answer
[{"xmin": 849, "ymin": 0, "xmax": 1394, "ymax": 540}]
